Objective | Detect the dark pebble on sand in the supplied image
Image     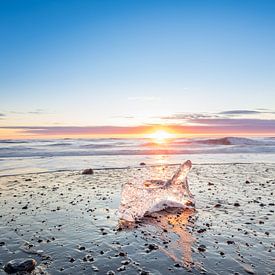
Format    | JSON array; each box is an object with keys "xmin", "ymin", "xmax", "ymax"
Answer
[
  {"xmin": 107, "ymin": 271, "xmax": 115, "ymax": 275},
  {"xmin": 245, "ymin": 180, "xmax": 250, "ymax": 184},
  {"xmin": 83, "ymin": 255, "xmax": 94, "ymax": 262},
  {"xmin": 69, "ymin": 257, "xmax": 75, "ymax": 263},
  {"xmin": 117, "ymin": 265, "xmax": 126, "ymax": 271},
  {"xmin": 214, "ymin": 203, "xmax": 221, "ymax": 208},
  {"xmin": 227, "ymin": 240, "xmax": 235, "ymax": 244},
  {"xmin": 78, "ymin": 246, "xmax": 85, "ymax": 251},
  {"xmin": 22, "ymin": 205, "xmax": 28, "ymax": 210},
  {"xmin": 197, "ymin": 228, "xmax": 206, "ymax": 233},
  {"xmin": 198, "ymin": 244, "xmax": 206, "ymax": 252},
  {"xmin": 0, "ymin": 241, "xmax": 5, "ymax": 246},
  {"xmin": 147, "ymin": 244, "xmax": 158, "ymax": 251},
  {"xmin": 4, "ymin": 258, "xmax": 36, "ymax": 273},
  {"xmin": 140, "ymin": 162, "xmax": 146, "ymax": 166},
  {"xmin": 82, "ymin": 168, "xmax": 94, "ymax": 175},
  {"xmin": 234, "ymin": 202, "xmax": 240, "ymax": 207}
]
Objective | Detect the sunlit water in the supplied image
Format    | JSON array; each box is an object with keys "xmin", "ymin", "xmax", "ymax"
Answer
[{"xmin": 0, "ymin": 137, "xmax": 275, "ymax": 175}]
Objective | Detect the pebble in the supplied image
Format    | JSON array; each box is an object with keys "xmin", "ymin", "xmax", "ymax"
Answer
[
  {"xmin": 4, "ymin": 258, "xmax": 36, "ymax": 273},
  {"xmin": 69, "ymin": 257, "xmax": 75, "ymax": 263},
  {"xmin": 82, "ymin": 169, "xmax": 94, "ymax": 175},
  {"xmin": 198, "ymin": 244, "xmax": 206, "ymax": 252}
]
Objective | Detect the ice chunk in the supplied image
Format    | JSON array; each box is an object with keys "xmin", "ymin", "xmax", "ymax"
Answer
[{"xmin": 118, "ymin": 160, "xmax": 194, "ymax": 222}]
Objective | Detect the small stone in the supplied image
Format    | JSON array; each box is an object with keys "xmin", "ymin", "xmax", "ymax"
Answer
[
  {"xmin": 148, "ymin": 244, "xmax": 158, "ymax": 251},
  {"xmin": 82, "ymin": 169, "xmax": 94, "ymax": 175},
  {"xmin": 4, "ymin": 258, "xmax": 36, "ymax": 273},
  {"xmin": 22, "ymin": 205, "xmax": 28, "ymax": 210},
  {"xmin": 69, "ymin": 257, "xmax": 75, "ymax": 263},
  {"xmin": 78, "ymin": 246, "xmax": 85, "ymax": 251},
  {"xmin": 214, "ymin": 203, "xmax": 221, "ymax": 208},
  {"xmin": 117, "ymin": 265, "xmax": 126, "ymax": 271},
  {"xmin": 234, "ymin": 202, "xmax": 240, "ymax": 207},
  {"xmin": 107, "ymin": 271, "xmax": 115, "ymax": 275},
  {"xmin": 227, "ymin": 240, "xmax": 235, "ymax": 245},
  {"xmin": 197, "ymin": 228, "xmax": 206, "ymax": 233},
  {"xmin": 139, "ymin": 162, "xmax": 146, "ymax": 166},
  {"xmin": 245, "ymin": 180, "xmax": 250, "ymax": 184},
  {"xmin": 198, "ymin": 244, "xmax": 206, "ymax": 252}
]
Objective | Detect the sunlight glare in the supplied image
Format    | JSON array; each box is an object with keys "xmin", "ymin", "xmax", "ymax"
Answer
[{"xmin": 147, "ymin": 130, "xmax": 174, "ymax": 144}]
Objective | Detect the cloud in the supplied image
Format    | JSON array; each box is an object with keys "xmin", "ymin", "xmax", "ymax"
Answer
[
  {"xmin": 28, "ymin": 109, "xmax": 47, "ymax": 115},
  {"xmin": 128, "ymin": 96, "xmax": 160, "ymax": 101},
  {"xmin": 219, "ymin": 110, "xmax": 260, "ymax": 115},
  {"xmin": 9, "ymin": 109, "xmax": 48, "ymax": 115},
  {"xmin": 161, "ymin": 113, "xmax": 218, "ymax": 120},
  {"xmin": 159, "ymin": 109, "xmax": 275, "ymax": 122}
]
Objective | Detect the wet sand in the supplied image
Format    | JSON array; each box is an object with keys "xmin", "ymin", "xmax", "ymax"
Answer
[{"xmin": 0, "ymin": 163, "xmax": 274, "ymax": 274}]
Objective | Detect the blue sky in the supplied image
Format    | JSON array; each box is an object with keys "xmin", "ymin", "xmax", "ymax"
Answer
[{"xmin": 0, "ymin": 0, "xmax": 275, "ymax": 137}]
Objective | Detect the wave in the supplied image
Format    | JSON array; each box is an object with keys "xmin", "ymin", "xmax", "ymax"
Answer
[
  {"xmin": 0, "ymin": 137, "xmax": 275, "ymax": 158},
  {"xmin": 194, "ymin": 137, "xmax": 275, "ymax": 146}
]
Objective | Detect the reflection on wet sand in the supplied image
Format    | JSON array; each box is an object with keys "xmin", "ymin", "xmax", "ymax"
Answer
[{"xmin": 119, "ymin": 207, "xmax": 196, "ymax": 269}]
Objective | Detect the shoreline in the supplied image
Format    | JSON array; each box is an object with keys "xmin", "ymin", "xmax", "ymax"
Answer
[
  {"xmin": 1, "ymin": 160, "xmax": 275, "ymax": 178},
  {"xmin": 0, "ymin": 158, "xmax": 275, "ymax": 178}
]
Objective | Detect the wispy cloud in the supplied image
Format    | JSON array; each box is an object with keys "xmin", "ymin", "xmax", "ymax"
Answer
[
  {"xmin": 219, "ymin": 110, "xmax": 261, "ymax": 115},
  {"xmin": 161, "ymin": 113, "xmax": 218, "ymax": 120},
  {"xmin": 159, "ymin": 109, "xmax": 275, "ymax": 122},
  {"xmin": 127, "ymin": 96, "xmax": 160, "ymax": 101},
  {"xmin": 9, "ymin": 109, "xmax": 49, "ymax": 115},
  {"xmin": 28, "ymin": 109, "xmax": 47, "ymax": 115}
]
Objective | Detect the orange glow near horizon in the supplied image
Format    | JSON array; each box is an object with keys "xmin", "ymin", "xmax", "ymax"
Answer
[
  {"xmin": 146, "ymin": 130, "xmax": 175, "ymax": 144},
  {"xmin": 0, "ymin": 127, "xmax": 274, "ymax": 140}
]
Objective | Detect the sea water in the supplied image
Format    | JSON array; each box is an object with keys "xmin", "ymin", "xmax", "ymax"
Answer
[{"xmin": 0, "ymin": 137, "xmax": 275, "ymax": 176}]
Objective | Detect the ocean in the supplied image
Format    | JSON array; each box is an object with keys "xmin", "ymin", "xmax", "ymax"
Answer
[{"xmin": 0, "ymin": 136, "xmax": 275, "ymax": 176}]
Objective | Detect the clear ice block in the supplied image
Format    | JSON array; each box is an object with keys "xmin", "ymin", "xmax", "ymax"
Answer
[{"xmin": 118, "ymin": 160, "xmax": 194, "ymax": 222}]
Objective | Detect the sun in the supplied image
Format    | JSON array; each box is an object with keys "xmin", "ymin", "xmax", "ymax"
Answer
[{"xmin": 147, "ymin": 130, "xmax": 174, "ymax": 144}]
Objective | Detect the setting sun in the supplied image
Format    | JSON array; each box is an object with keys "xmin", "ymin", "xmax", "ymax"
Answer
[{"xmin": 147, "ymin": 130, "xmax": 174, "ymax": 143}]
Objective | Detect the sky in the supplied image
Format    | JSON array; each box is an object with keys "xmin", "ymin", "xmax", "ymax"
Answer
[{"xmin": 0, "ymin": 0, "xmax": 275, "ymax": 138}]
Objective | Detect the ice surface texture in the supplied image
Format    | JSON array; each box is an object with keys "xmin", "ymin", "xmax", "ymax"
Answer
[{"xmin": 119, "ymin": 160, "xmax": 194, "ymax": 222}]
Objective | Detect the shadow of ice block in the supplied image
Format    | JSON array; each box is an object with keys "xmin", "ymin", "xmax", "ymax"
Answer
[{"xmin": 118, "ymin": 160, "xmax": 195, "ymax": 222}]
